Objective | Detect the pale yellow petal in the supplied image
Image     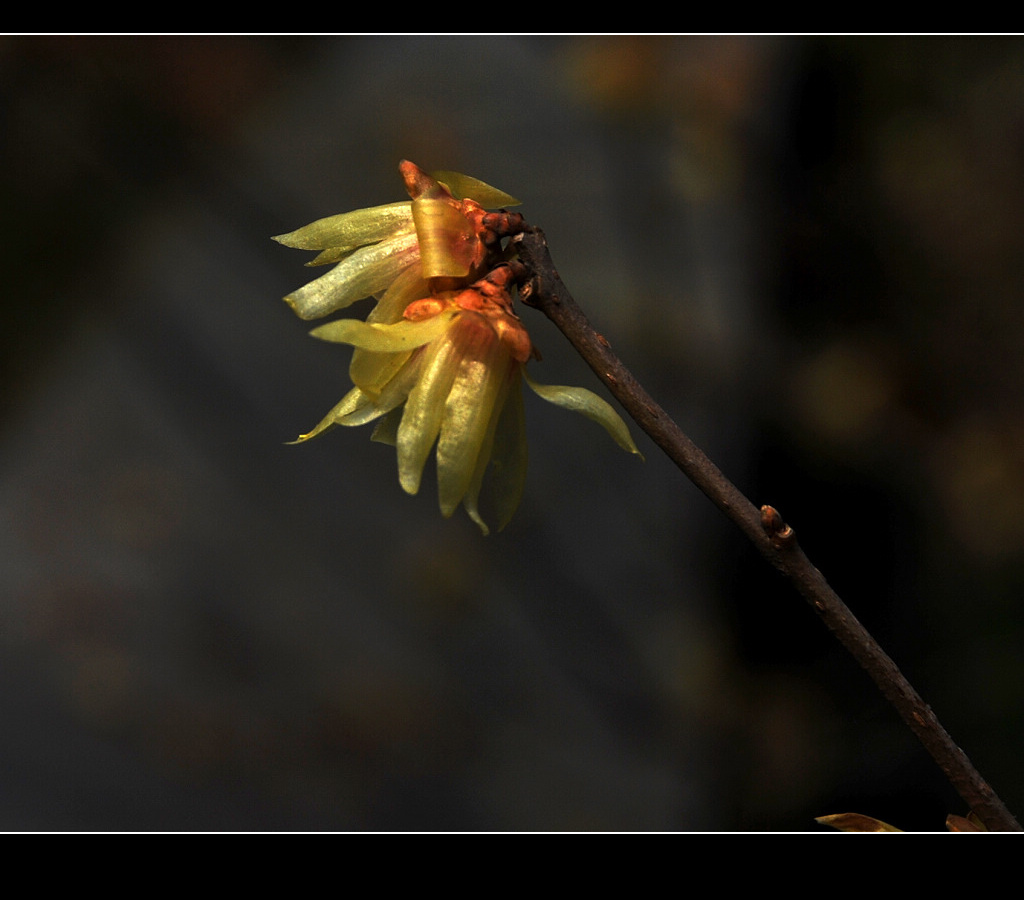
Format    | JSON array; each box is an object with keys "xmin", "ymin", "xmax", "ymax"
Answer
[
  {"xmin": 396, "ymin": 333, "xmax": 460, "ymax": 496},
  {"xmin": 284, "ymin": 230, "xmax": 420, "ymax": 320},
  {"xmin": 370, "ymin": 406, "xmax": 403, "ymax": 446},
  {"xmin": 332, "ymin": 361, "xmax": 421, "ymax": 429},
  {"xmin": 486, "ymin": 375, "xmax": 528, "ymax": 531},
  {"xmin": 310, "ymin": 310, "xmax": 457, "ymax": 354},
  {"xmin": 290, "ymin": 358, "xmax": 421, "ymax": 440},
  {"xmin": 461, "ymin": 386, "xmax": 505, "ymax": 535},
  {"xmin": 349, "ymin": 349, "xmax": 411, "ymax": 400},
  {"xmin": 288, "ymin": 387, "xmax": 371, "ymax": 443},
  {"xmin": 462, "ymin": 371, "xmax": 526, "ymax": 534},
  {"xmin": 362, "ymin": 354, "xmax": 421, "ymax": 420},
  {"xmin": 305, "ymin": 247, "xmax": 355, "ymax": 267},
  {"xmin": 524, "ymin": 371, "xmax": 642, "ymax": 458},
  {"xmin": 332, "ymin": 396, "xmax": 395, "ymax": 428},
  {"xmin": 349, "ymin": 266, "xmax": 432, "ymax": 396},
  {"xmin": 273, "ymin": 202, "xmax": 414, "ymax": 251},
  {"xmin": 436, "ymin": 340, "xmax": 509, "ymax": 519},
  {"xmin": 431, "ymin": 171, "xmax": 520, "ymax": 207}
]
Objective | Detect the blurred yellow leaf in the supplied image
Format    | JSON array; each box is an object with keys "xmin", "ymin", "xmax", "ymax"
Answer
[{"xmin": 816, "ymin": 813, "xmax": 903, "ymax": 833}]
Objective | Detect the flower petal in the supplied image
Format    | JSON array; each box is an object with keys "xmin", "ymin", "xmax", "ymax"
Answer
[
  {"xmin": 310, "ymin": 310, "xmax": 457, "ymax": 354},
  {"xmin": 290, "ymin": 356, "xmax": 423, "ymax": 442},
  {"xmin": 436, "ymin": 325, "xmax": 510, "ymax": 518},
  {"xmin": 463, "ymin": 371, "xmax": 527, "ymax": 534},
  {"xmin": 304, "ymin": 247, "xmax": 356, "ymax": 267},
  {"xmin": 370, "ymin": 405, "xmax": 403, "ymax": 446},
  {"xmin": 288, "ymin": 386, "xmax": 371, "ymax": 443},
  {"xmin": 350, "ymin": 348, "xmax": 412, "ymax": 400},
  {"xmin": 284, "ymin": 230, "xmax": 420, "ymax": 320},
  {"xmin": 524, "ymin": 371, "xmax": 643, "ymax": 458},
  {"xmin": 485, "ymin": 376, "xmax": 529, "ymax": 531},
  {"xmin": 412, "ymin": 196, "xmax": 478, "ymax": 279},
  {"xmin": 431, "ymin": 171, "xmax": 520, "ymax": 208},
  {"xmin": 273, "ymin": 202, "xmax": 414, "ymax": 252},
  {"xmin": 366, "ymin": 265, "xmax": 431, "ymax": 326},
  {"xmin": 349, "ymin": 266, "xmax": 433, "ymax": 397},
  {"xmin": 396, "ymin": 332, "xmax": 461, "ymax": 495}
]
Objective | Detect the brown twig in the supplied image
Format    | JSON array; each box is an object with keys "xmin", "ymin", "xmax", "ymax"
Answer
[{"xmin": 511, "ymin": 228, "xmax": 1021, "ymax": 832}]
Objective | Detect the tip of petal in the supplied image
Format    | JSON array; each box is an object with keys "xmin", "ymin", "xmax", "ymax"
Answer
[
  {"xmin": 431, "ymin": 170, "xmax": 520, "ymax": 208},
  {"xmin": 282, "ymin": 294, "xmax": 307, "ymax": 318},
  {"xmin": 398, "ymin": 469, "xmax": 423, "ymax": 496},
  {"xmin": 524, "ymin": 371, "xmax": 643, "ymax": 459},
  {"xmin": 468, "ymin": 513, "xmax": 491, "ymax": 536},
  {"xmin": 272, "ymin": 230, "xmax": 316, "ymax": 249}
]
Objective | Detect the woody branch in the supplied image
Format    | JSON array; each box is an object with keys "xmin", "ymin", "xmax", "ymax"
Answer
[{"xmin": 511, "ymin": 227, "xmax": 1021, "ymax": 833}]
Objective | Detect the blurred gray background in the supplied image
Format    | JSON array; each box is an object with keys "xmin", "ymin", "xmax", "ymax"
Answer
[{"xmin": 1, "ymin": 35, "xmax": 1022, "ymax": 831}]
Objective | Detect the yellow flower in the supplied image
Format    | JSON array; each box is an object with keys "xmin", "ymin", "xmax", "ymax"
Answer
[
  {"xmin": 273, "ymin": 161, "xmax": 521, "ymax": 320},
  {"xmin": 293, "ymin": 265, "xmax": 642, "ymax": 534},
  {"xmin": 276, "ymin": 161, "xmax": 641, "ymax": 533}
]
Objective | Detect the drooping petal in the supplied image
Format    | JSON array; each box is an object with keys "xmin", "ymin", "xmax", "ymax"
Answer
[
  {"xmin": 524, "ymin": 371, "xmax": 643, "ymax": 458},
  {"xmin": 352, "ymin": 353, "xmax": 422, "ymax": 425},
  {"xmin": 462, "ymin": 369, "xmax": 527, "ymax": 534},
  {"xmin": 347, "ymin": 266, "xmax": 433, "ymax": 398},
  {"xmin": 289, "ymin": 386, "xmax": 372, "ymax": 443},
  {"xmin": 290, "ymin": 350, "xmax": 424, "ymax": 443},
  {"xmin": 330, "ymin": 386, "xmax": 403, "ymax": 428},
  {"xmin": 431, "ymin": 171, "xmax": 520, "ymax": 208},
  {"xmin": 284, "ymin": 230, "xmax": 420, "ymax": 320},
  {"xmin": 396, "ymin": 331, "xmax": 461, "ymax": 495},
  {"xmin": 272, "ymin": 202, "xmax": 414, "ymax": 252},
  {"xmin": 350, "ymin": 347, "xmax": 412, "ymax": 400},
  {"xmin": 435, "ymin": 317, "xmax": 511, "ymax": 518},
  {"xmin": 309, "ymin": 309, "xmax": 457, "ymax": 354},
  {"xmin": 462, "ymin": 429, "xmax": 500, "ymax": 535},
  {"xmin": 370, "ymin": 405, "xmax": 403, "ymax": 446},
  {"xmin": 485, "ymin": 374, "xmax": 529, "ymax": 531}
]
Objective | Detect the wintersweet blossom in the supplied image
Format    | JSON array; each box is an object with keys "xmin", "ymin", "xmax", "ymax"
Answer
[
  {"xmin": 276, "ymin": 161, "xmax": 640, "ymax": 533},
  {"xmin": 292, "ymin": 264, "xmax": 641, "ymax": 534}
]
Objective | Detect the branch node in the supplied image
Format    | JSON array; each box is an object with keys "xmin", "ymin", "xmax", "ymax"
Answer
[{"xmin": 760, "ymin": 504, "xmax": 796, "ymax": 548}]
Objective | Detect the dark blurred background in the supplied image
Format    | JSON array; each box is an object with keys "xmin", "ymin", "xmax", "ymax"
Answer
[{"xmin": 1, "ymin": 35, "xmax": 1022, "ymax": 831}]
